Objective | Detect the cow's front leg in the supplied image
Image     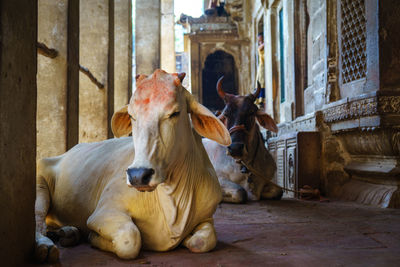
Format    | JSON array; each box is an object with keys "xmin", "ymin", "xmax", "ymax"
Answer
[
  {"xmin": 87, "ymin": 209, "xmax": 141, "ymax": 259},
  {"xmin": 183, "ymin": 221, "xmax": 217, "ymax": 253},
  {"xmin": 35, "ymin": 175, "xmax": 59, "ymax": 263}
]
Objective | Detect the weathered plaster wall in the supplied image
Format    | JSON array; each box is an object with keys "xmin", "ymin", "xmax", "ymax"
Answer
[
  {"xmin": 114, "ymin": 0, "xmax": 131, "ymax": 111},
  {"xmin": 37, "ymin": 0, "xmax": 68, "ymax": 159},
  {"xmin": 136, "ymin": 0, "xmax": 160, "ymax": 75},
  {"xmin": 79, "ymin": 0, "xmax": 109, "ymax": 142},
  {"xmin": 0, "ymin": 1, "xmax": 37, "ymax": 265},
  {"xmin": 161, "ymin": 0, "xmax": 176, "ymax": 73}
]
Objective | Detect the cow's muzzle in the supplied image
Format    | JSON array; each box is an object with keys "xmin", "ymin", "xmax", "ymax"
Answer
[
  {"xmin": 126, "ymin": 167, "xmax": 156, "ymax": 191},
  {"xmin": 228, "ymin": 142, "xmax": 245, "ymax": 158}
]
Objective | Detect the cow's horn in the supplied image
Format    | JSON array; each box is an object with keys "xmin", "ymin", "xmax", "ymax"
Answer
[
  {"xmin": 178, "ymin": 72, "xmax": 186, "ymax": 82},
  {"xmin": 252, "ymin": 81, "xmax": 261, "ymax": 100},
  {"xmin": 216, "ymin": 76, "xmax": 226, "ymax": 99}
]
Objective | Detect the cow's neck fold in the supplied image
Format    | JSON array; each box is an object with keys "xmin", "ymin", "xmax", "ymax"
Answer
[{"xmin": 156, "ymin": 134, "xmax": 205, "ymax": 239}]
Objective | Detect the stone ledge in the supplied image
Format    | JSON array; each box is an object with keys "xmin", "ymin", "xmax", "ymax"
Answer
[
  {"xmin": 338, "ymin": 179, "xmax": 399, "ymax": 208},
  {"xmin": 275, "ymin": 111, "xmax": 322, "ymax": 136}
]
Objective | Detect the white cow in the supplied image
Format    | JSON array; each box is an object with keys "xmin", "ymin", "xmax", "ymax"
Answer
[
  {"xmin": 35, "ymin": 70, "xmax": 231, "ymax": 262},
  {"xmin": 203, "ymin": 77, "xmax": 283, "ymax": 203}
]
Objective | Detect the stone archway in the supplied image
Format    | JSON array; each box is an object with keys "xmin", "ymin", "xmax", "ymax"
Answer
[{"xmin": 202, "ymin": 50, "xmax": 238, "ymax": 112}]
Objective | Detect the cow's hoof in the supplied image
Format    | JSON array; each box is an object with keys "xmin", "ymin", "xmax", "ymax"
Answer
[
  {"xmin": 222, "ymin": 187, "xmax": 247, "ymax": 203},
  {"xmin": 236, "ymin": 187, "xmax": 248, "ymax": 203},
  {"xmin": 271, "ymin": 188, "xmax": 283, "ymax": 200},
  {"xmin": 185, "ymin": 235, "xmax": 207, "ymax": 253},
  {"xmin": 35, "ymin": 233, "xmax": 59, "ymax": 263},
  {"xmin": 262, "ymin": 186, "xmax": 283, "ymax": 200},
  {"xmin": 58, "ymin": 226, "xmax": 81, "ymax": 247},
  {"xmin": 183, "ymin": 223, "xmax": 217, "ymax": 253}
]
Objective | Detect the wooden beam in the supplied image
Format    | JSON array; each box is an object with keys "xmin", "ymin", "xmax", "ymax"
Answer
[
  {"xmin": 67, "ymin": 0, "xmax": 80, "ymax": 149},
  {"xmin": 108, "ymin": 0, "xmax": 115, "ymax": 139}
]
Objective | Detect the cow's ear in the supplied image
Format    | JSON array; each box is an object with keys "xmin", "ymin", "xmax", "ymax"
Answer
[
  {"xmin": 186, "ymin": 91, "xmax": 231, "ymax": 146},
  {"xmin": 256, "ymin": 110, "xmax": 278, "ymax": 133},
  {"xmin": 111, "ymin": 105, "xmax": 132, "ymax": 138}
]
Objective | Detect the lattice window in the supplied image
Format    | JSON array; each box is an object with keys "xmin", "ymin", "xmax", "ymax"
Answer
[{"xmin": 340, "ymin": 0, "xmax": 367, "ymax": 84}]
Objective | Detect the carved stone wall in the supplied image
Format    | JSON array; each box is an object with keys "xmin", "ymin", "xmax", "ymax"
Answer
[
  {"xmin": 260, "ymin": 0, "xmax": 400, "ymax": 208},
  {"xmin": 183, "ymin": 0, "xmax": 399, "ymax": 208}
]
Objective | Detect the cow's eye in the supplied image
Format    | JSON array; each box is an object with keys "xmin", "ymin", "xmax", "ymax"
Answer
[{"xmin": 169, "ymin": 111, "xmax": 180, "ymax": 119}]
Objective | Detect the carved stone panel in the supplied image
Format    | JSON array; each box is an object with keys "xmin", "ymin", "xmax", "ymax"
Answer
[
  {"xmin": 286, "ymin": 144, "xmax": 296, "ymax": 198},
  {"xmin": 276, "ymin": 140, "xmax": 286, "ymax": 189},
  {"xmin": 268, "ymin": 132, "xmax": 321, "ymax": 199}
]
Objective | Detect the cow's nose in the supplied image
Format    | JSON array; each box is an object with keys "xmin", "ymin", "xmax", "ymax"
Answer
[
  {"xmin": 126, "ymin": 168, "xmax": 155, "ymax": 185},
  {"xmin": 228, "ymin": 142, "xmax": 244, "ymax": 157}
]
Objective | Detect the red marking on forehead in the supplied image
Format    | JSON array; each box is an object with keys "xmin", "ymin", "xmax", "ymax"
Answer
[{"xmin": 133, "ymin": 70, "xmax": 178, "ymax": 112}]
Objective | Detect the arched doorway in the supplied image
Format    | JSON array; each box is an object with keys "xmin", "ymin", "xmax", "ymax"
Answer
[{"xmin": 202, "ymin": 50, "xmax": 238, "ymax": 112}]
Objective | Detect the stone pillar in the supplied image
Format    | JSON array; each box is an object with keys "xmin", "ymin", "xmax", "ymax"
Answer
[
  {"xmin": 114, "ymin": 0, "xmax": 131, "ymax": 110},
  {"xmin": 79, "ymin": 0, "xmax": 109, "ymax": 143},
  {"xmin": 37, "ymin": 0, "xmax": 68, "ymax": 159},
  {"xmin": 189, "ymin": 39, "xmax": 200, "ymax": 100},
  {"xmin": 378, "ymin": 0, "xmax": 400, "ymax": 90},
  {"xmin": 0, "ymin": 1, "xmax": 37, "ymax": 265},
  {"xmin": 161, "ymin": 0, "xmax": 176, "ymax": 73},
  {"xmin": 204, "ymin": 0, "xmax": 209, "ymax": 11},
  {"xmin": 305, "ymin": 0, "xmax": 327, "ymax": 113},
  {"xmin": 136, "ymin": 0, "xmax": 161, "ymax": 75},
  {"xmin": 264, "ymin": 8, "xmax": 274, "ymax": 117}
]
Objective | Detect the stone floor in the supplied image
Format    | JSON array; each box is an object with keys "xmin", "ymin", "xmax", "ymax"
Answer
[{"xmin": 38, "ymin": 199, "xmax": 400, "ymax": 267}]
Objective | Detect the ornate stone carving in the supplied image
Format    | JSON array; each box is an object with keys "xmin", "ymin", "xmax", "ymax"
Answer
[
  {"xmin": 323, "ymin": 96, "xmax": 378, "ymax": 123},
  {"xmin": 224, "ymin": 0, "xmax": 244, "ymax": 22},
  {"xmin": 323, "ymin": 95, "xmax": 400, "ymax": 123},
  {"xmin": 379, "ymin": 96, "xmax": 400, "ymax": 114}
]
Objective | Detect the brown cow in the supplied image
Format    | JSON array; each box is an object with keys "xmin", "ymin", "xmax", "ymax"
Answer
[{"xmin": 203, "ymin": 77, "xmax": 283, "ymax": 203}]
